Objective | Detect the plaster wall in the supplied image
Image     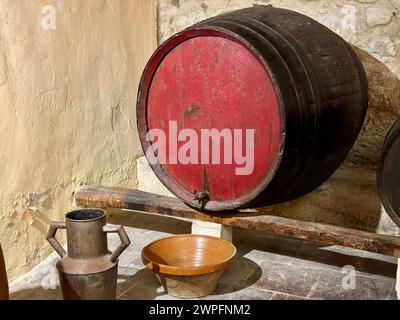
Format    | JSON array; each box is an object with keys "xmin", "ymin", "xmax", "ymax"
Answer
[{"xmin": 0, "ymin": 0, "xmax": 157, "ymax": 279}]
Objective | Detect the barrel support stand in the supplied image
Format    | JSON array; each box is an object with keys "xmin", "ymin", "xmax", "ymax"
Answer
[
  {"xmin": 75, "ymin": 185, "xmax": 400, "ymax": 299},
  {"xmin": 191, "ymin": 220, "xmax": 233, "ymax": 242}
]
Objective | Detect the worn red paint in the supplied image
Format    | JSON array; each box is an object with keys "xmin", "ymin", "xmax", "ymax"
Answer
[{"xmin": 138, "ymin": 30, "xmax": 283, "ymax": 210}]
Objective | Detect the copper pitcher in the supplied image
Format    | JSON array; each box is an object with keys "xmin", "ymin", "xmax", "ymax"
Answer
[{"xmin": 46, "ymin": 209, "xmax": 130, "ymax": 300}]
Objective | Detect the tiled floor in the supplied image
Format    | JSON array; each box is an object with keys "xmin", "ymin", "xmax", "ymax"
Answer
[{"xmin": 9, "ymin": 210, "xmax": 398, "ymax": 300}]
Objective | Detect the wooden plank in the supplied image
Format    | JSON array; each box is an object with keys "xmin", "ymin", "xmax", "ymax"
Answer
[{"xmin": 75, "ymin": 185, "xmax": 400, "ymax": 257}]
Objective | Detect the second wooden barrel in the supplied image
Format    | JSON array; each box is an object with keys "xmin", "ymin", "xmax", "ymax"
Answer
[
  {"xmin": 377, "ymin": 119, "xmax": 400, "ymax": 227},
  {"xmin": 137, "ymin": 6, "xmax": 368, "ymax": 211}
]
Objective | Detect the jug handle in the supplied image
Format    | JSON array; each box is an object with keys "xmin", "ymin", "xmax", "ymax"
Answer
[
  {"xmin": 103, "ymin": 224, "xmax": 131, "ymax": 263},
  {"xmin": 46, "ymin": 221, "xmax": 67, "ymax": 258}
]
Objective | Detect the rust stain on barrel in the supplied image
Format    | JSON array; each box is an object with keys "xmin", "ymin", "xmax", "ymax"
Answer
[{"xmin": 184, "ymin": 103, "xmax": 201, "ymax": 119}]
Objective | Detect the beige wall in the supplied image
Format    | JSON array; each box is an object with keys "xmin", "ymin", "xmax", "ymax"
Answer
[{"xmin": 0, "ymin": 0, "xmax": 157, "ymax": 279}]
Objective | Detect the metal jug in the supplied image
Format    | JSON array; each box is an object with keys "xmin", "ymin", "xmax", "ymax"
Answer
[{"xmin": 47, "ymin": 208, "xmax": 130, "ymax": 300}]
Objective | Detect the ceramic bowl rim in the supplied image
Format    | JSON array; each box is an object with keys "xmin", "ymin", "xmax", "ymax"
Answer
[{"xmin": 141, "ymin": 234, "xmax": 237, "ymax": 276}]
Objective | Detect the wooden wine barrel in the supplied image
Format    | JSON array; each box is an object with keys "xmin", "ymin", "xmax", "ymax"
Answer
[
  {"xmin": 137, "ymin": 6, "xmax": 368, "ymax": 211},
  {"xmin": 377, "ymin": 119, "xmax": 400, "ymax": 227}
]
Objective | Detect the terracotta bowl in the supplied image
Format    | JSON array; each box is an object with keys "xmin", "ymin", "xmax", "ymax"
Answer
[{"xmin": 142, "ymin": 234, "xmax": 236, "ymax": 298}]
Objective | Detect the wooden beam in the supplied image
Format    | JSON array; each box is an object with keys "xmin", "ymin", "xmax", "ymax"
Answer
[{"xmin": 75, "ymin": 185, "xmax": 400, "ymax": 257}]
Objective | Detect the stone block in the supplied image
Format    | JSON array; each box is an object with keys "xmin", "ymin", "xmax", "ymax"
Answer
[
  {"xmin": 366, "ymin": 7, "xmax": 394, "ymax": 27},
  {"xmin": 191, "ymin": 220, "xmax": 232, "ymax": 242}
]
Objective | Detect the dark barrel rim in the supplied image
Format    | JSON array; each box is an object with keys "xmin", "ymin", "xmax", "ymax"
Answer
[{"xmin": 137, "ymin": 26, "xmax": 286, "ymax": 211}]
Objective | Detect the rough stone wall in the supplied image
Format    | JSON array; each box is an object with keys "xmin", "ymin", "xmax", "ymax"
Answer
[
  {"xmin": 0, "ymin": 0, "xmax": 157, "ymax": 279},
  {"xmin": 157, "ymin": 0, "xmax": 400, "ymax": 169}
]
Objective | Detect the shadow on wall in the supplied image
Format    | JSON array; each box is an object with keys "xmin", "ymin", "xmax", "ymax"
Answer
[
  {"xmin": 258, "ymin": 166, "xmax": 384, "ymax": 232},
  {"xmin": 258, "ymin": 48, "xmax": 400, "ymax": 234},
  {"xmin": 346, "ymin": 47, "xmax": 400, "ymax": 170}
]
